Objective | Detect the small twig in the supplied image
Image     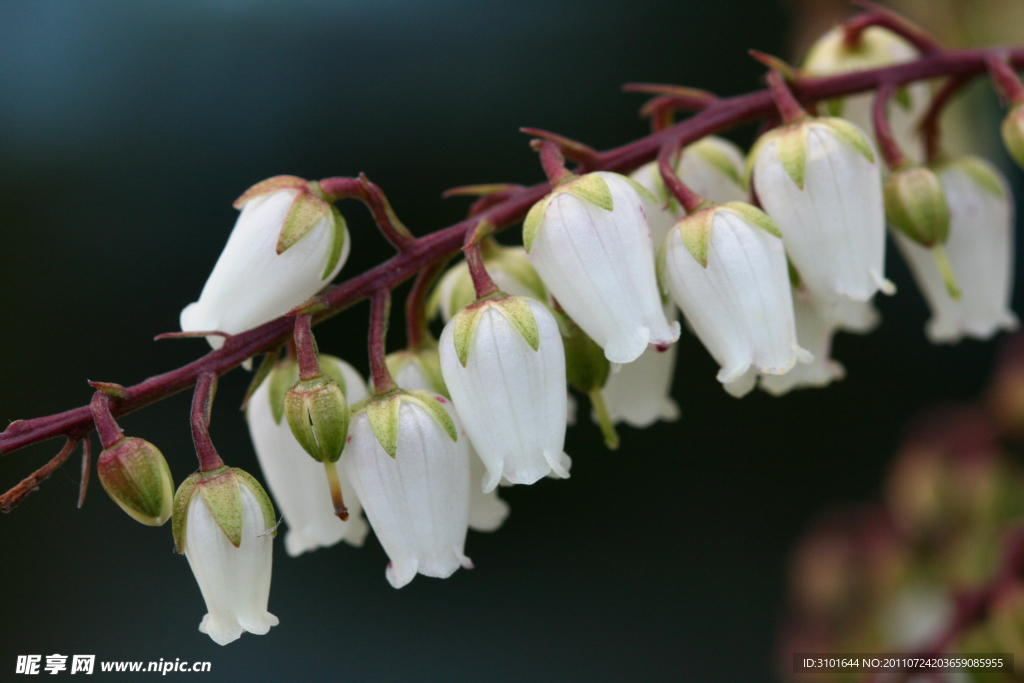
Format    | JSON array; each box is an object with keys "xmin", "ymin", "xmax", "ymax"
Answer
[
  {"xmin": 368, "ymin": 290, "xmax": 397, "ymax": 395},
  {"xmin": 190, "ymin": 372, "xmax": 224, "ymax": 472},
  {"xmin": 463, "ymin": 224, "xmax": 498, "ymax": 299},
  {"xmin": 919, "ymin": 74, "xmax": 972, "ymax": 164},
  {"xmin": 873, "ymin": 81, "xmax": 910, "ymax": 170},
  {"xmin": 658, "ymin": 136, "xmax": 706, "ymax": 214},
  {"xmin": 519, "ymin": 128, "xmax": 601, "ymax": 167},
  {"xmin": 749, "ymin": 50, "xmax": 800, "ymax": 81},
  {"xmin": 405, "ymin": 260, "xmax": 448, "ymax": 348},
  {"xmin": 533, "ymin": 140, "xmax": 574, "ymax": 187},
  {"xmin": 766, "ymin": 70, "xmax": 808, "ymax": 125},
  {"xmin": 0, "ymin": 438, "xmax": 81, "ymax": 513},
  {"xmin": 77, "ymin": 438, "xmax": 91, "ymax": 509},
  {"xmin": 89, "ymin": 392, "xmax": 124, "ymax": 450},
  {"xmin": 154, "ymin": 330, "xmax": 232, "ymax": 341},
  {"xmin": 844, "ymin": 1, "xmax": 942, "ymax": 56},
  {"xmin": 442, "ymin": 183, "xmax": 524, "ymax": 218},
  {"xmin": 986, "ymin": 53, "xmax": 1024, "ymax": 105},
  {"xmin": 293, "ymin": 314, "xmax": 321, "ymax": 381},
  {"xmin": 317, "ymin": 174, "xmax": 416, "ymax": 250}
]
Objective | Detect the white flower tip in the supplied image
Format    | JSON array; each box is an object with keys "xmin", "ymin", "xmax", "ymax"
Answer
[
  {"xmin": 343, "ymin": 514, "xmax": 371, "ymax": 548},
  {"xmin": 603, "ymin": 338, "xmax": 646, "ymax": 364},
  {"xmin": 198, "ymin": 611, "xmax": 278, "ymax": 646},
  {"xmin": 873, "ymin": 271, "xmax": 897, "ymax": 295},
  {"xmin": 386, "ymin": 561, "xmax": 416, "ymax": 589},
  {"xmin": 469, "ymin": 497, "xmax": 510, "ymax": 533},
  {"xmin": 544, "ymin": 450, "xmax": 572, "ymax": 479},
  {"xmin": 716, "ymin": 362, "xmax": 752, "ymax": 385},
  {"xmin": 482, "ymin": 463, "xmax": 504, "ymax": 494},
  {"xmin": 796, "ymin": 346, "xmax": 815, "ymax": 365},
  {"xmin": 722, "ymin": 368, "xmax": 757, "ymax": 398},
  {"xmin": 459, "ymin": 551, "xmax": 475, "ymax": 571}
]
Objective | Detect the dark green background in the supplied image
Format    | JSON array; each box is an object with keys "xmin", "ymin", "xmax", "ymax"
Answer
[{"xmin": 0, "ymin": 1, "xmax": 1019, "ymax": 681}]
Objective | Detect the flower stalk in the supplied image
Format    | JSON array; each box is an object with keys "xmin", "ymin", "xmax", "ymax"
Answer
[
  {"xmin": 369, "ymin": 289, "xmax": 398, "ymax": 395},
  {"xmin": 191, "ymin": 373, "xmax": 225, "ymax": 473}
]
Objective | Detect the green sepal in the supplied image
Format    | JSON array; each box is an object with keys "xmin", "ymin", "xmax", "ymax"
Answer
[
  {"xmin": 563, "ymin": 319, "xmax": 609, "ymax": 393},
  {"xmin": 90, "ymin": 381, "xmax": 129, "ymax": 400},
  {"xmin": 233, "ymin": 175, "xmax": 307, "ymax": 208},
  {"xmin": 774, "ymin": 125, "xmax": 809, "ymax": 190},
  {"xmin": 402, "ymin": 390, "xmax": 459, "ymax": 443},
  {"xmin": 277, "ymin": 191, "xmax": 332, "ymax": 255},
  {"xmin": 787, "ymin": 257, "xmax": 802, "ymax": 288},
  {"xmin": 386, "ymin": 345, "xmax": 449, "ymax": 397},
  {"xmin": 825, "ymin": 98, "xmax": 844, "ymax": 118},
  {"xmin": 451, "ymin": 304, "xmax": 486, "ymax": 367},
  {"xmin": 938, "ymin": 156, "xmax": 1006, "ymax": 199},
  {"xmin": 564, "ymin": 173, "xmax": 614, "ymax": 211},
  {"xmin": 493, "ymin": 296, "xmax": 540, "ymax": 353},
  {"xmin": 284, "ymin": 375, "xmax": 350, "ymax": 463},
  {"xmin": 321, "ymin": 207, "xmax": 348, "ymax": 280},
  {"xmin": 675, "ymin": 207, "xmax": 716, "ymax": 268},
  {"xmin": 361, "ymin": 392, "xmax": 403, "ymax": 458},
  {"xmin": 172, "ymin": 472, "xmax": 202, "ymax": 554},
  {"xmin": 241, "ymin": 346, "xmax": 281, "ymax": 411},
  {"xmin": 688, "ymin": 137, "xmax": 743, "ymax": 188},
  {"xmin": 721, "ymin": 202, "xmax": 783, "ymax": 239},
  {"xmin": 97, "ymin": 437, "xmax": 174, "ymax": 527},
  {"xmin": 231, "ymin": 468, "xmax": 277, "ymax": 536},
  {"xmin": 655, "ymin": 235, "xmax": 671, "ymax": 296},
  {"xmin": 523, "ymin": 194, "xmax": 555, "ymax": 253},
  {"xmin": 198, "ymin": 467, "xmax": 244, "ymax": 548},
  {"xmin": 818, "ymin": 117, "xmax": 876, "ymax": 164},
  {"xmin": 883, "ymin": 166, "xmax": 950, "ymax": 247},
  {"xmin": 894, "ymin": 85, "xmax": 912, "ymax": 112},
  {"xmin": 318, "ymin": 354, "xmax": 350, "ymax": 397},
  {"xmin": 268, "ymin": 358, "xmax": 300, "ymax": 425},
  {"xmin": 621, "ymin": 174, "xmax": 658, "ymax": 204}
]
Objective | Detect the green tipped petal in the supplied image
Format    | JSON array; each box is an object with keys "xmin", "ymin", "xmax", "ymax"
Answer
[
  {"xmin": 939, "ymin": 156, "xmax": 1006, "ymax": 199},
  {"xmin": 677, "ymin": 209, "xmax": 715, "ymax": 268},
  {"xmin": 621, "ymin": 174, "xmax": 658, "ymax": 204},
  {"xmin": 774, "ymin": 125, "xmax": 809, "ymax": 190},
  {"xmin": 231, "ymin": 468, "xmax": 277, "ymax": 535},
  {"xmin": 277, "ymin": 191, "xmax": 331, "ymax": 254},
  {"xmin": 523, "ymin": 194, "xmax": 554, "ymax": 253},
  {"xmin": 172, "ymin": 473, "xmax": 202, "ymax": 554},
  {"xmin": 364, "ymin": 393, "xmax": 403, "ymax": 458},
  {"xmin": 198, "ymin": 468, "xmax": 244, "ymax": 548},
  {"xmin": 494, "ymin": 296, "xmax": 540, "ymax": 353},
  {"xmin": 721, "ymin": 202, "xmax": 782, "ymax": 238},
  {"xmin": 818, "ymin": 117, "xmax": 876, "ymax": 164},
  {"xmin": 320, "ymin": 207, "xmax": 348, "ymax": 280},
  {"xmin": 403, "ymin": 391, "xmax": 458, "ymax": 443},
  {"xmin": 564, "ymin": 173, "xmax": 614, "ymax": 211},
  {"xmin": 451, "ymin": 305, "xmax": 485, "ymax": 367}
]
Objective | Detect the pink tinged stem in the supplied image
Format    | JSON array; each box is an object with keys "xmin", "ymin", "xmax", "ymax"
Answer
[
  {"xmin": 317, "ymin": 175, "xmax": 415, "ymax": 250},
  {"xmin": 919, "ymin": 74, "xmax": 971, "ymax": 164},
  {"xmin": 405, "ymin": 260, "xmax": 448, "ymax": 349},
  {"xmin": 535, "ymin": 140, "xmax": 574, "ymax": 187},
  {"xmin": 658, "ymin": 137, "xmax": 707, "ymax": 214},
  {"xmin": 844, "ymin": 1, "xmax": 942, "ymax": 55},
  {"xmin": 873, "ymin": 82, "xmax": 910, "ymax": 170},
  {"xmin": 89, "ymin": 392, "xmax": 124, "ymax": 450},
  {"xmin": 191, "ymin": 372, "xmax": 224, "ymax": 472},
  {"xmin": 293, "ymin": 314, "xmax": 322, "ymax": 381},
  {"xmin": 77, "ymin": 438, "xmax": 92, "ymax": 509},
  {"xmin": 0, "ymin": 438, "xmax": 81, "ymax": 512},
  {"xmin": 369, "ymin": 289, "xmax": 398, "ymax": 395},
  {"xmin": 463, "ymin": 221, "xmax": 498, "ymax": 299},
  {"xmin": 766, "ymin": 70, "xmax": 807, "ymax": 125},
  {"xmin": 986, "ymin": 53, "xmax": 1024, "ymax": 105}
]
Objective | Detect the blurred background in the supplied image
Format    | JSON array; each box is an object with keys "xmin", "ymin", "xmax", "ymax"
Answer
[{"xmin": 1, "ymin": 0, "xmax": 1022, "ymax": 680}]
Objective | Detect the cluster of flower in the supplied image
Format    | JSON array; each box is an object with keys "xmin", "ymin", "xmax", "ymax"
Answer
[{"xmin": 88, "ymin": 24, "xmax": 1024, "ymax": 646}]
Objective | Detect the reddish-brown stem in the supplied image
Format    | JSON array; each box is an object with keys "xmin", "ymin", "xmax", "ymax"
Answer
[
  {"xmin": 3, "ymin": 46, "xmax": 1024, "ymax": 463},
  {"xmin": 443, "ymin": 184, "xmax": 524, "ymax": 218},
  {"xmin": 0, "ymin": 438, "xmax": 80, "ymax": 512},
  {"xmin": 874, "ymin": 81, "xmax": 910, "ymax": 170},
  {"xmin": 191, "ymin": 372, "xmax": 224, "ymax": 472},
  {"xmin": 318, "ymin": 175, "xmax": 415, "ymax": 250},
  {"xmin": 464, "ymin": 240, "xmax": 498, "ymax": 299},
  {"xmin": 639, "ymin": 95, "xmax": 716, "ymax": 132},
  {"xmin": 369, "ymin": 290, "xmax": 397, "ymax": 395},
  {"xmin": 405, "ymin": 260, "xmax": 447, "ymax": 348},
  {"xmin": 77, "ymin": 438, "xmax": 91, "ymax": 509},
  {"xmin": 844, "ymin": 2, "xmax": 941, "ymax": 56},
  {"xmin": 766, "ymin": 70, "xmax": 807, "ymax": 125},
  {"xmin": 986, "ymin": 53, "xmax": 1024, "ymax": 105},
  {"xmin": 658, "ymin": 137, "xmax": 706, "ymax": 214},
  {"xmin": 89, "ymin": 393, "xmax": 124, "ymax": 450},
  {"xmin": 535, "ymin": 140, "xmax": 574, "ymax": 187},
  {"xmin": 293, "ymin": 314, "xmax": 321, "ymax": 381},
  {"xmin": 919, "ymin": 74, "xmax": 971, "ymax": 164},
  {"xmin": 520, "ymin": 128, "xmax": 601, "ymax": 166}
]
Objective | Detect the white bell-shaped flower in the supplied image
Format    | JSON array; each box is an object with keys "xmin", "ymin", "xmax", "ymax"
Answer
[
  {"xmin": 385, "ymin": 347, "xmax": 509, "ymax": 532},
  {"xmin": 630, "ymin": 136, "xmax": 748, "ymax": 246},
  {"xmin": 181, "ymin": 177, "xmax": 350, "ymax": 348},
  {"xmin": 429, "ymin": 242, "xmax": 547, "ymax": 323},
  {"xmin": 344, "ymin": 391, "xmax": 472, "ymax": 588},
  {"xmin": 751, "ymin": 117, "xmax": 894, "ymax": 312},
  {"xmin": 659, "ymin": 202, "xmax": 811, "ymax": 397},
  {"xmin": 803, "ymin": 26, "xmax": 930, "ymax": 165},
  {"xmin": 173, "ymin": 468, "xmax": 278, "ymax": 646},
  {"xmin": 524, "ymin": 171, "xmax": 680, "ymax": 363},
  {"xmin": 759, "ymin": 287, "xmax": 846, "ymax": 396},
  {"xmin": 247, "ymin": 356, "xmax": 370, "ymax": 557},
  {"xmin": 893, "ymin": 156, "xmax": 1018, "ymax": 343},
  {"xmin": 440, "ymin": 295, "xmax": 570, "ymax": 489},
  {"xmin": 599, "ymin": 304, "xmax": 681, "ymax": 428}
]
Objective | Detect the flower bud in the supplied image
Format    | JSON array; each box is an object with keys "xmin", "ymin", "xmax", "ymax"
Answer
[
  {"xmin": 173, "ymin": 467, "xmax": 278, "ymax": 645},
  {"xmin": 284, "ymin": 374, "xmax": 350, "ymax": 463},
  {"xmin": 892, "ymin": 156, "xmax": 1018, "ymax": 342},
  {"xmin": 439, "ymin": 295, "xmax": 571, "ymax": 489},
  {"xmin": 884, "ymin": 166, "xmax": 950, "ymax": 248},
  {"xmin": 345, "ymin": 391, "xmax": 471, "ymax": 588},
  {"xmin": 524, "ymin": 171, "xmax": 680, "ymax": 363},
  {"xmin": 385, "ymin": 344, "xmax": 448, "ymax": 397},
  {"xmin": 658, "ymin": 202, "xmax": 811, "ymax": 397},
  {"xmin": 429, "ymin": 242, "xmax": 547, "ymax": 323},
  {"xmin": 751, "ymin": 116, "xmax": 893, "ymax": 307},
  {"xmin": 802, "ymin": 26, "xmax": 929, "ymax": 164},
  {"xmin": 248, "ymin": 356, "xmax": 369, "ymax": 556},
  {"xmin": 180, "ymin": 177, "xmax": 350, "ymax": 349},
  {"xmin": 97, "ymin": 437, "xmax": 174, "ymax": 526},
  {"xmin": 1002, "ymin": 102, "xmax": 1024, "ymax": 171}
]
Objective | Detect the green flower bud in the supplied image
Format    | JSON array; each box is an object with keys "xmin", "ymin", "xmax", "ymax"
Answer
[
  {"xmin": 1002, "ymin": 102, "xmax": 1024, "ymax": 171},
  {"xmin": 284, "ymin": 375, "xmax": 350, "ymax": 463},
  {"xmin": 883, "ymin": 165, "xmax": 950, "ymax": 248},
  {"xmin": 562, "ymin": 317, "xmax": 609, "ymax": 394},
  {"xmin": 97, "ymin": 437, "xmax": 174, "ymax": 526}
]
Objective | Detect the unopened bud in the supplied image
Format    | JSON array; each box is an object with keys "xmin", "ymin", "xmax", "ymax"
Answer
[
  {"xmin": 97, "ymin": 437, "xmax": 174, "ymax": 526},
  {"xmin": 285, "ymin": 375, "xmax": 350, "ymax": 463},
  {"xmin": 1002, "ymin": 103, "xmax": 1024, "ymax": 171},
  {"xmin": 883, "ymin": 165, "xmax": 950, "ymax": 248}
]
